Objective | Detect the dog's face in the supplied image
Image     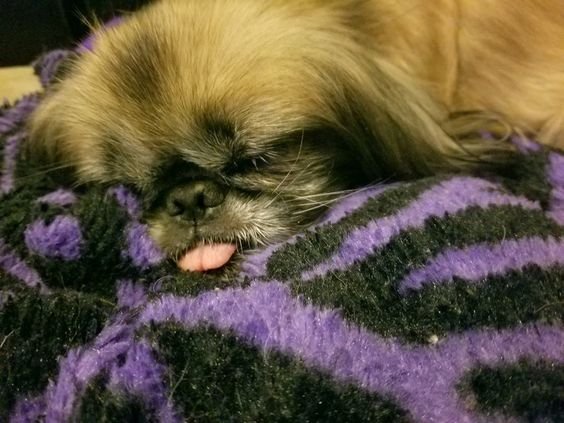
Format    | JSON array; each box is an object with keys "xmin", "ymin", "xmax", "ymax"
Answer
[
  {"xmin": 28, "ymin": 1, "xmax": 374, "ymax": 258},
  {"xmin": 28, "ymin": 0, "xmax": 503, "ymax": 262}
]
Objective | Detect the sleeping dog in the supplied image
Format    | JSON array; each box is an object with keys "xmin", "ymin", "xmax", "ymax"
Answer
[{"xmin": 27, "ymin": 0, "xmax": 564, "ymax": 271}]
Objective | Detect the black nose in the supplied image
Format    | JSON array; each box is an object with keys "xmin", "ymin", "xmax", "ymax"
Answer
[{"xmin": 165, "ymin": 180, "xmax": 226, "ymax": 220}]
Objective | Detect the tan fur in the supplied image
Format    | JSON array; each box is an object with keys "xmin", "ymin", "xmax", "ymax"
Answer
[
  {"xmin": 29, "ymin": 0, "xmax": 564, "ymax": 175},
  {"xmin": 371, "ymin": 0, "xmax": 564, "ymax": 148},
  {"xmin": 25, "ymin": 0, "xmax": 564, "ymax": 252}
]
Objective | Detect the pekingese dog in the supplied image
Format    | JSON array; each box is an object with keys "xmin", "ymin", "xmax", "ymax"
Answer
[{"xmin": 26, "ymin": 0, "xmax": 564, "ymax": 270}]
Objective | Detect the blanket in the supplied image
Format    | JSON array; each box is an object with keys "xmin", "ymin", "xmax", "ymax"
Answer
[{"xmin": 1, "ymin": 50, "xmax": 563, "ymax": 423}]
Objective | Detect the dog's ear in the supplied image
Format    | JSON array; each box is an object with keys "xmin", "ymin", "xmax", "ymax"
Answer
[
  {"xmin": 32, "ymin": 51, "xmax": 81, "ymax": 90},
  {"xmin": 325, "ymin": 55, "xmax": 514, "ymax": 180},
  {"xmin": 24, "ymin": 84, "xmax": 76, "ymax": 181},
  {"xmin": 50, "ymin": 52, "xmax": 81, "ymax": 85},
  {"xmin": 25, "ymin": 51, "xmax": 81, "ymax": 164}
]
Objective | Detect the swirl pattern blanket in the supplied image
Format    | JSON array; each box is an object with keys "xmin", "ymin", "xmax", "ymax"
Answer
[{"xmin": 1, "ymin": 51, "xmax": 563, "ymax": 422}]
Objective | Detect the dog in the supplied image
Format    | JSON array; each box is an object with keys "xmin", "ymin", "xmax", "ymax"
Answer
[{"xmin": 26, "ymin": 0, "xmax": 564, "ymax": 270}]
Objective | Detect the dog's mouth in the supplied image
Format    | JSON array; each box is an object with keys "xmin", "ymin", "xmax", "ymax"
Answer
[
  {"xmin": 145, "ymin": 212, "xmax": 244, "ymax": 273},
  {"xmin": 176, "ymin": 242, "xmax": 237, "ymax": 272},
  {"xmin": 147, "ymin": 213, "xmax": 259, "ymax": 273}
]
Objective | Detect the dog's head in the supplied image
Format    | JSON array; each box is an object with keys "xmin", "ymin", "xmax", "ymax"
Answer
[{"xmin": 27, "ymin": 0, "xmax": 505, "ymax": 265}]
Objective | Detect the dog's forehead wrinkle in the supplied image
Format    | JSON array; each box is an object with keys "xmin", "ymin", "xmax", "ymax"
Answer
[
  {"xmin": 174, "ymin": 141, "xmax": 231, "ymax": 171},
  {"xmin": 200, "ymin": 114, "xmax": 237, "ymax": 140}
]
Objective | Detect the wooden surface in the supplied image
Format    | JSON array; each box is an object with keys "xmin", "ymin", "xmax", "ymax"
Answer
[{"xmin": 0, "ymin": 66, "xmax": 42, "ymax": 103}]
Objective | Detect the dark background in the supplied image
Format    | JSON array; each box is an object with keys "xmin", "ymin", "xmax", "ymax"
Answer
[{"xmin": 0, "ymin": 0, "xmax": 151, "ymax": 66}]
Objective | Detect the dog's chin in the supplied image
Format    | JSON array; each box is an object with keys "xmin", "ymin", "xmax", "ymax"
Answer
[
  {"xmin": 149, "ymin": 220, "xmax": 230, "ymax": 254},
  {"xmin": 146, "ymin": 201, "xmax": 324, "ymax": 274},
  {"xmin": 148, "ymin": 223, "xmax": 234, "ymax": 273},
  {"xmin": 147, "ymin": 214, "xmax": 282, "ymax": 274},
  {"xmin": 145, "ymin": 194, "xmax": 316, "ymax": 273}
]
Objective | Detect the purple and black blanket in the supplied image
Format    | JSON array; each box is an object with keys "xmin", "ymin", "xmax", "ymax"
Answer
[{"xmin": 0, "ymin": 51, "xmax": 563, "ymax": 422}]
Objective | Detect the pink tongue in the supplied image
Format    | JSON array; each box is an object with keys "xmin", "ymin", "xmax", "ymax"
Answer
[{"xmin": 177, "ymin": 243, "xmax": 237, "ymax": 272}]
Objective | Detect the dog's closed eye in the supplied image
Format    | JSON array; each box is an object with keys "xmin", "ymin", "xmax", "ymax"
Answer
[{"xmin": 224, "ymin": 155, "xmax": 269, "ymax": 175}]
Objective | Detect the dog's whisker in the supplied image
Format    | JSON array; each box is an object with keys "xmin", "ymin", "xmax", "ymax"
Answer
[
  {"xmin": 288, "ymin": 188, "xmax": 358, "ymax": 199},
  {"xmin": 293, "ymin": 195, "xmax": 352, "ymax": 215},
  {"xmin": 270, "ymin": 129, "xmax": 304, "ymax": 195},
  {"xmin": 263, "ymin": 130, "xmax": 306, "ymax": 209}
]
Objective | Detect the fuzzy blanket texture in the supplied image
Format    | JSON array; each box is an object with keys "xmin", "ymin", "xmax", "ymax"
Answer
[{"xmin": 1, "ymin": 51, "xmax": 563, "ymax": 423}]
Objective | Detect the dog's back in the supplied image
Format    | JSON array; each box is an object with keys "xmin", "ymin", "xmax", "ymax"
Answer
[{"xmin": 369, "ymin": 0, "xmax": 564, "ymax": 147}]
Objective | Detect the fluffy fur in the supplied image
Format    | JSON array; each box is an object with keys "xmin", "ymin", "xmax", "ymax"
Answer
[{"xmin": 26, "ymin": 0, "xmax": 564, "ymax": 255}]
